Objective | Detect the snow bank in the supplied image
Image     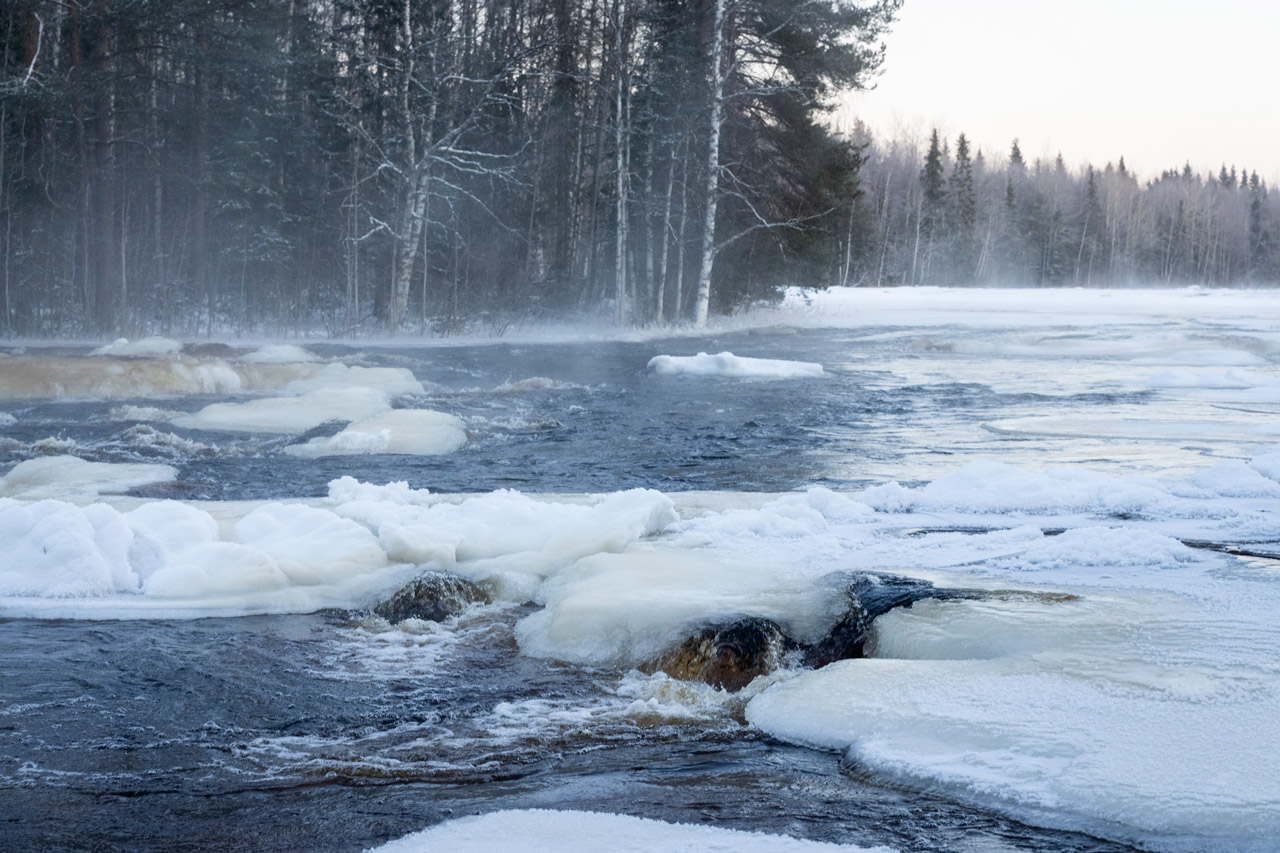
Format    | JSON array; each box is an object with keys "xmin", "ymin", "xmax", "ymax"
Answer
[
  {"xmin": 0, "ymin": 456, "xmax": 176, "ymax": 501},
  {"xmin": 90, "ymin": 336, "xmax": 182, "ymax": 357},
  {"xmin": 775, "ymin": 285, "xmax": 1280, "ymax": 330},
  {"xmin": 369, "ymin": 810, "xmax": 894, "ymax": 853},
  {"xmin": 647, "ymin": 351, "xmax": 824, "ymax": 379},
  {"xmin": 284, "ymin": 409, "xmax": 467, "ymax": 457}
]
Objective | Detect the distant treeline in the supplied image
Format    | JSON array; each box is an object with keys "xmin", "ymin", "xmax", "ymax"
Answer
[
  {"xmin": 1, "ymin": 0, "xmax": 895, "ymax": 336},
  {"xmin": 2, "ymin": 3, "xmax": 1275, "ymax": 340},
  {"xmin": 848, "ymin": 127, "xmax": 1279, "ymax": 291}
]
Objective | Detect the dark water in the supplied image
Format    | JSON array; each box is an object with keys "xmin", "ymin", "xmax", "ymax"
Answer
[
  {"xmin": 1, "ymin": 610, "xmax": 1132, "ymax": 853},
  {"xmin": 3, "ymin": 325, "xmax": 1249, "ymax": 851},
  {"xmin": 1, "ymin": 329, "xmax": 1168, "ymax": 500}
]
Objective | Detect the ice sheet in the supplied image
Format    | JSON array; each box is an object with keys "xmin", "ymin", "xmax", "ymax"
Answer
[{"xmin": 369, "ymin": 810, "xmax": 895, "ymax": 853}]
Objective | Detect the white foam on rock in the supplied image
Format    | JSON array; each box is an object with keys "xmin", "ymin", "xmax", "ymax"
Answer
[
  {"xmin": 647, "ymin": 351, "xmax": 824, "ymax": 379},
  {"xmin": 284, "ymin": 410, "xmax": 467, "ymax": 457},
  {"xmin": 368, "ymin": 810, "xmax": 895, "ymax": 853}
]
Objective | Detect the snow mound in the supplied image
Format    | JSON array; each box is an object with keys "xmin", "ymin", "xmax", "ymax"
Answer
[
  {"xmin": 284, "ymin": 409, "xmax": 467, "ymax": 457},
  {"xmin": 369, "ymin": 810, "xmax": 895, "ymax": 853},
  {"xmin": 647, "ymin": 351, "xmax": 824, "ymax": 379}
]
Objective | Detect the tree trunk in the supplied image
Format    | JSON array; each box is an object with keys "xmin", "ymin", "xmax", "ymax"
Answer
[{"xmin": 693, "ymin": 0, "xmax": 725, "ymax": 328}]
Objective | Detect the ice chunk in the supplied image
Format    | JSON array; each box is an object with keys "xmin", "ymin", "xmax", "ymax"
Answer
[
  {"xmin": 282, "ymin": 362, "xmax": 424, "ymax": 396},
  {"xmin": 284, "ymin": 409, "xmax": 467, "ymax": 457},
  {"xmin": 647, "ymin": 351, "xmax": 824, "ymax": 379},
  {"xmin": 240, "ymin": 343, "xmax": 319, "ymax": 363},
  {"xmin": 370, "ymin": 809, "xmax": 895, "ymax": 853},
  {"xmin": 90, "ymin": 336, "xmax": 182, "ymax": 357},
  {"xmin": 515, "ymin": 550, "xmax": 844, "ymax": 667},
  {"xmin": 172, "ymin": 387, "xmax": 392, "ymax": 434},
  {"xmin": 0, "ymin": 456, "xmax": 177, "ymax": 500}
]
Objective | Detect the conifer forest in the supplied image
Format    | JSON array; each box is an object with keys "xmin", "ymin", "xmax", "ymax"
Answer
[{"xmin": 1, "ymin": 1, "xmax": 1276, "ymax": 337}]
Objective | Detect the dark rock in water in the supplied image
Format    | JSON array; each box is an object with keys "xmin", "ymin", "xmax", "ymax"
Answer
[
  {"xmin": 374, "ymin": 572, "xmax": 491, "ymax": 623},
  {"xmin": 641, "ymin": 617, "xmax": 792, "ymax": 692},
  {"xmin": 182, "ymin": 342, "xmax": 243, "ymax": 358},
  {"xmin": 803, "ymin": 573, "xmax": 979, "ymax": 669}
]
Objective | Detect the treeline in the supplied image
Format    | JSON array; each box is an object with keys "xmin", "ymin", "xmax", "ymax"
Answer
[
  {"xmin": 845, "ymin": 127, "xmax": 1280, "ymax": 289},
  {"xmin": 0, "ymin": 0, "xmax": 896, "ymax": 336}
]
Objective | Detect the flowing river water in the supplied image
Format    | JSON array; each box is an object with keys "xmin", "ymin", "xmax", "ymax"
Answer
[{"xmin": 3, "ymin": 309, "xmax": 1279, "ymax": 852}]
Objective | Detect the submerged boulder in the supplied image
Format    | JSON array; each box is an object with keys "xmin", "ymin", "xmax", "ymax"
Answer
[
  {"xmin": 641, "ymin": 617, "xmax": 791, "ymax": 692},
  {"xmin": 374, "ymin": 572, "xmax": 491, "ymax": 623}
]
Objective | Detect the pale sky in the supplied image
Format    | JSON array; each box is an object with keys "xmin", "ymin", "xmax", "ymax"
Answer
[{"xmin": 840, "ymin": 0, "xmax": 1280, "ymax": 182}]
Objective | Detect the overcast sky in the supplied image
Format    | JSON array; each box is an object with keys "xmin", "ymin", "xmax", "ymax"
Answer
[{"xmin": 840, "ymin": 0, "xmax": 1280, "ymax": 182}]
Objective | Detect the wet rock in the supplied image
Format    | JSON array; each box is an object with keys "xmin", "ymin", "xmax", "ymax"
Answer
[
  {"xmin": 641, "ymin": 617, "xmax": 792, "ymax": 692},
  {"xmin": 803, "ymin": 573, "xmax": 978, "ymax": 669},
  {"xmin": 374, "ymin": 572, "xmax": 491, "ymax": 623},
  {"xmin": 182, "ymin": 342, "xmax": 242, "ymax": 358}
]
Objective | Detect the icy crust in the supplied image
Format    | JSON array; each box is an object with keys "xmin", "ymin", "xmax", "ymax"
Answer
[
  {"xmin": 369, "ymin": 810, "xmax": 895, "ymax": 853},
  {"xmin": 647, "ymin": 351, "xmax": 824, "ymax": 378}
]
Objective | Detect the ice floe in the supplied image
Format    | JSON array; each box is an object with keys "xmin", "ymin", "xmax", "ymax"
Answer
[
  {"xmin": 648, "ymin": 351, "xmax": 824, "ymax": 378},
  {"xmin": 284, "ymin": 410, "xmax": 467, "ymax": 457}
]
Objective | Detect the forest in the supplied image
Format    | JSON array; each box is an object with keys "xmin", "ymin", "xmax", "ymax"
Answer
[{"xmin": 1, "ymin": 0, "xmax": 1276, "ymax": 338}]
